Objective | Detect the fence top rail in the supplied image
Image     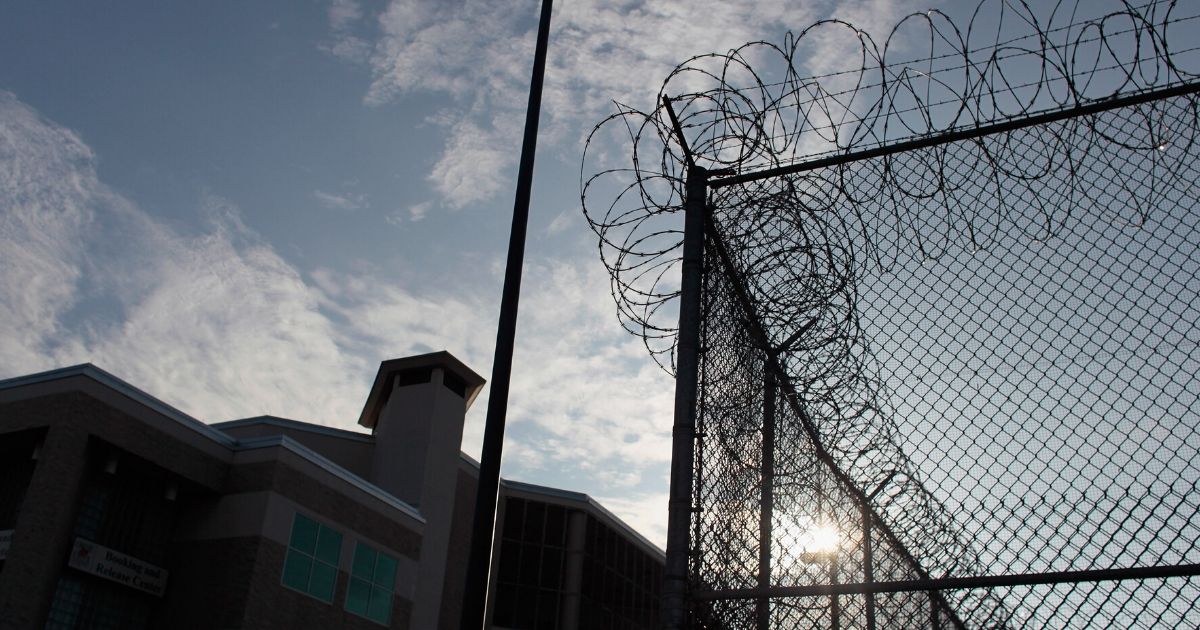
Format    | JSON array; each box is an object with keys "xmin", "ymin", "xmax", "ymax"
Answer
[
  {"xmin": 691, "ymin": 563, "xmax": 1200, "ymax": 601},
  {"xmin": 709, "ymin": 81, "xmax": 1200, "ymax": 188}
]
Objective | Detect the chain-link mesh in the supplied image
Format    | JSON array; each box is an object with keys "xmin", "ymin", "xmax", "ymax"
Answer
[{"xmin": 582, "ymin": 1, "xmax": 1200, "ymax": 627}]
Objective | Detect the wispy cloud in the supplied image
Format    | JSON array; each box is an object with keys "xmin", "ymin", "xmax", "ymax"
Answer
[
  {"xmin": 426, "ymin": 115, "xmax": 520, "ymax": 208},
  {"xmin": 544, "ymin": 208, "xmax": 576, "ymax": 236},
  {"xmin": 361, "ymin": 0, "xmax": 531, "ymax": 105},
  {"xmin": 0, "ymin": 92, "xmax": 94, "ymax": 368},
  {"xmin": 1, "ymin": 92, "xmax": 365, "ymax": 421},
  {"xmin": 407, "ymin": 200, "xmax": 431, "ymax": 222},
  {"xmin": 323, "ymin": 0, "xmax": 371, "ymax": 63},
  {"xmin": 328, "ymin": 0, "xmax": 362, "ymax": 30},
  {"xmin": 314, "ymin": 189, "xmax": 369, "ymax": 211},
  {"xmin": 596, "ymin": 491, "xmax": 672, "ymax": 549},
  {"xmin": 327, "ymin": 0, "xmax": 917, "ymax": 214}
]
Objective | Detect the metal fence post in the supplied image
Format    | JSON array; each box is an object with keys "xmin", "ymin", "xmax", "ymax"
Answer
[
  {"xmin": 863, "ymin": 503, "xmax": 876, "ymax": 630},
  {"xmin": 757, "ymin": 363, "xmax": 776, "ymax": 630},
  {"xmin": 663, "ymin": 164, "xmax": 708, "ymax": 630}
]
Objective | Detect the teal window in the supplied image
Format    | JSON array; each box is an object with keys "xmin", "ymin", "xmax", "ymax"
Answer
[
  {"xmin": 281, "ymin": 513, "xmax": 343, "ymax": 603},
  {"xmin": 345, "ymin": 541, "xmax": 397, "ymax": 625}
]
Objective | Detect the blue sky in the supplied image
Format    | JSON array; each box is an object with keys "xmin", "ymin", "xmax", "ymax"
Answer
[{"xmin": 0, "ymin": 0, "xmax": 948, "ymax": 544}]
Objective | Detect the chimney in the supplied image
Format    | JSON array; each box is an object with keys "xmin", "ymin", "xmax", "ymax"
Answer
[{"xmin": 358, "ymin": 352, "xmax": 485, "ymax": 630}]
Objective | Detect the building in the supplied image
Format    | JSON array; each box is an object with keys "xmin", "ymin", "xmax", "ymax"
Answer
[{"xmin": 0, "ymin": 351, "xmax": 662, "ymax": 629}]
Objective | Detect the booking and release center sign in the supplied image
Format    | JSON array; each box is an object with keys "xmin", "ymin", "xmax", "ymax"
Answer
[{"xmin": 67, "ymin": 537, "xmax": 169, "ymax": 597}]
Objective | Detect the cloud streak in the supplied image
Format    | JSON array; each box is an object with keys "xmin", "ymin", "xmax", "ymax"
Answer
[
  {"xmin": 327, "ymin": 0, "xmax": 919, "ymax": 214},
  {"xmin": 0, "ymin": 92, "xmax": 94, "ymax": 368},
  {"xmin": 314, "ymin": 189, "xmax": 369, "ymax": 211}
]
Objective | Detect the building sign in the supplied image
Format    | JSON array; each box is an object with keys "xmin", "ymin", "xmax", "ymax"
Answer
[
  {"xmin": 67, "ymin": 538, "xmax": 168, "ymax": 597},
  {"xmin": 0, "ymin": 529, "xmax": 12, "ymax": 560}
]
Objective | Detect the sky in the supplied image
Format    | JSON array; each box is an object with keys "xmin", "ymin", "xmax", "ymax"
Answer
[{"xmin": 0, "ymin": 0, "xmax": 944, "ymax": 545}]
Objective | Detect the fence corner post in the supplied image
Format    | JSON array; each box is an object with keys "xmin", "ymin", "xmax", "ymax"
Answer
[{"xmin": 663, "ymin": 164, "xmax": 708, "ymax": 629}]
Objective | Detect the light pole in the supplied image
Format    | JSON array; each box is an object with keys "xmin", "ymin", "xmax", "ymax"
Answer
[{"xmin": 459, "ymin": 1, "xmax": 553, "ymax": 628}]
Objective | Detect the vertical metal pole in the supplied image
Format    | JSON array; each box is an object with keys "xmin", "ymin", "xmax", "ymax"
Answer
[
  {"xmin": 663, "ymin": 165, "xmax": 708, "ymax": 630},
  {"xmin": 756, "ymin": 364, "xmax": 776, "ymax": 630},
  {"xmin": 560, "ymin": 511, "xmax": 588, "ymax": 630},
  {"xmin": 930, "ymin": 592, "xmax": 943, "ymax": 630},
  {"xmin": 863, "ymin": 504, "xmax": 877, "ymax": 630},
  {"xmin": 460, "ymin": 1, "xmax": 553, "ymax": 627},
  {"xmin": 830, "ymin": 555, "xmax": 842, "ymax": 630}
]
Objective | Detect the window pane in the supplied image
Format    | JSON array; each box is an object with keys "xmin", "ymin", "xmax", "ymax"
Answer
[
  {"xmin": 367, "ymin": 585, "xmax": 391, "ymax": 624},
  {"xmin": 524, "ymin": 502, "xmax": 545, "ymax": 541},
  {"xmin": 290, "ymin": 514, "xmax": 319, "ymax": 554},
  {"xmin": 545, "ymin": 506, "xmax": 566, "ymax": 547},
  {"xmin": 309, "ymin": 562, "xmax": 337, "ymax": 602},
  {"xmin": 493, "ymin": 583, "xmax": 518, "ymax": 626},
  {"xmin": 498, "ymin": 540, "xmax": 520, "ymax": 583},
  {"xmin": 536, "ymin": 590, "xmax": 559, "ymax": 629},
  {"xmin": 515, "ymin": 586, "xmax": 538, "ymax": 627},
  {"xmin": 282, "ymin": 551, "xmax": 312, "ymax": 591},
  {"xmin": 352, "ymin": 542, "xmax": 377, "ymax": 579},
  {"xmin": 315, "ymin": 527, "xmax": 343, "ymax": 565},
  {"xmin": 374, "ymin": 553, "xmax": 397, "ymax": 590},
  {"xmin": 346, "ymin": 577, "xmax": 371, "ymax": 615},
  {"xmin": 540, "ymin": 548, "xmax": 562, "ymax": 588},
  {"xmin": 503, "ymin": 498, "xmax": 525, "ymax": 540},
  {"xmin": 519, "ymin": 543, "xmax": 540, "ymax": 583}
]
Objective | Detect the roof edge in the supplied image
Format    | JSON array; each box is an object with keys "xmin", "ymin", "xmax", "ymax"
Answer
[
  {"xmin": 0, "ymin": 364, "xmax": 236, "ymax": 447},
  {"xmin": 501, "ymin": 479, "xmax": 665, "ymax": 558},
  {"xmin": 453, "ymin": 455, "xmax": 665, "ymax": 558},
  {"xmin": 215, "ymin": 415, "xmax": 374, "ymax": 443},
  {"xmin": 235, "ymin": 434, "xmax": 424, "ymax": 524}
]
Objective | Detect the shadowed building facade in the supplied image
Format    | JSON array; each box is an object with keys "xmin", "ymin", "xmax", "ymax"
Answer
[{"xmin": 0, "ymin": 352, "xmax": 662, "ymax": 630}]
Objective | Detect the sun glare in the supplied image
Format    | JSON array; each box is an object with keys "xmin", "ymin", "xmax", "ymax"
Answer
[
  {"xmin": 809, "ymin": 524, "xmax": 840, "ymax": 554},
  {"xmin": 795, "ymin": 522, "xmax": 841, "ymax": 564}
]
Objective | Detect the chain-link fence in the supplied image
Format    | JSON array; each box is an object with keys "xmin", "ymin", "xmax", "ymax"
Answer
[{"xmin": 583, "ymin": 1, "xmax": 1200, "ymax": 627}]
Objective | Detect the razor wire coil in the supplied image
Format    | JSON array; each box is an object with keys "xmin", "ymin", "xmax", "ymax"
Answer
[{"xmin": 583, "ymin": 0, "xmax": 1200, "ymax": 627}]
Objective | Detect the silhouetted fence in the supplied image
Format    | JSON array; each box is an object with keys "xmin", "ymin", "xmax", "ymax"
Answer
[{"xmin": 584, "ymin": 1, "xmax": 1200, "ymax": 627}]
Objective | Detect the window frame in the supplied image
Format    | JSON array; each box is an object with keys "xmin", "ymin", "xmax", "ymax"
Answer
[
  {"xmin": 280, "ymin": 512, "xmax": 343, "ymax": 604},
  {"xmin": 344, "ymin": 540, "xmax": 397, "ymax": 626}
]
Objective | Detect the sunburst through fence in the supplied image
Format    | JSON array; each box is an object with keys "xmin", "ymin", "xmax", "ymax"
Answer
[{"xmin": 582, "ymin": 0, "xmax": 1200, "ymax": 627}]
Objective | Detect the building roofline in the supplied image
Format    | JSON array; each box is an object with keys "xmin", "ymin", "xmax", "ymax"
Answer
[
  {"xmin": 0, "ymin": 364, "xmax": 236, "ymax": 447},
  {"xmin": 1, "ymin": 365, "xmax": 421, "ymax": 525},
  {"xmin": 457, "ymin": 454, "xmax": 664, "ymax": 558},
  {"xmin": 235, "ymin": 434, "xmax": 424, "ymax": 524},
  {"xmin": 358, "ymin": 351, "xmax": 486, "ymax": 429},
  {"xmin": 502, "ymin": 479, "xmax": 665, "ymax": 559},
  {"xmin": 214, "ymin": 415, "xmax": 374, "ymax": 443},
  {"xmin": 460, "ymin": 451, "xmax": 481, "ymax": 468},
  {"xmin": 4, "ymin": 364, "xmax": 660, "ymax": 558},
  {"xmin": 502, "ymin": 479, "xmax": 590, "ymax": 504}
]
